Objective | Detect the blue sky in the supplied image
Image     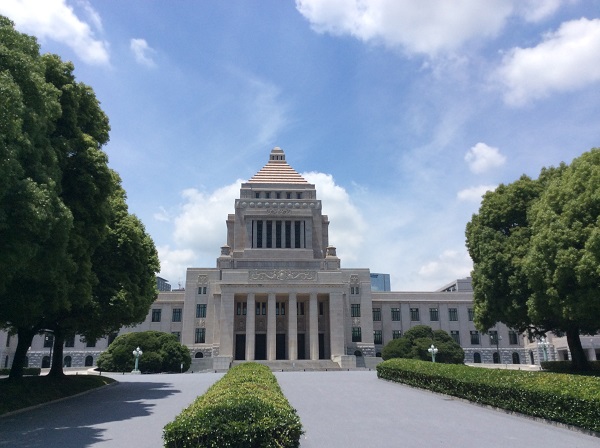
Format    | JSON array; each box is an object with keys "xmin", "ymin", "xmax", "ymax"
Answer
[{"xmin": 2, "ymin": 0, "xmax": 600, "ymax": 290}]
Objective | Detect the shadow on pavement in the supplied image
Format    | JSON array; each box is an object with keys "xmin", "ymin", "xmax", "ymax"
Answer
[{"xmin": 0, "ymin": 381, "xmax": 179, "ymax": 448}]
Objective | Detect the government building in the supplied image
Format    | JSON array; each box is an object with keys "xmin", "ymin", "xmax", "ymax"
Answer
[{"xmin": 1, "ymin": 148, "xmax": 598, "ymax": 370}]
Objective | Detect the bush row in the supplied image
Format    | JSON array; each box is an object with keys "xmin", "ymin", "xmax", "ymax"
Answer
[
  {"xmin": 163, "ymin": 362, "xmax": 303, "ymax": 447},
  {"xmin": 541, "ymin": 360, "xmax": 600, "ymax": 374},
  {"xmin": 377, "ymin": 358, "xmax": 600, "ymax": 433},
  {"xmin": 0, "ymin": 368, "xmax": 41, "ymax": 376}
]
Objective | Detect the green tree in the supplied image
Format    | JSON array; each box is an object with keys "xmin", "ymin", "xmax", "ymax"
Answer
[
  {"xmin": 97, "ymin": 331, "xmax": 191, "ymax": 373},
  {"xmin": 0, "ymin": 16, "xmax": 73, "ymax": 379},
  {"xmin": 466, "ymin": 148, "xmax": 600, "ymax": 371},
  {"xmin": 381, "ymin": 325, "xmax": 464, "ymax": 364}
]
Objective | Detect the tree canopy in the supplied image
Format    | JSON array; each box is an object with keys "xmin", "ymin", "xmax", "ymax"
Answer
[
  {"xmin": 381, "ymin": 325, "xmax": 464, "ymax": 364},
  {"xmin": 466, "ymin": 148, "xmax": 600, "ymax": 370},
  {"xmin": 0, "ymin": 17, "xmax": 159, "ymax": 378}
]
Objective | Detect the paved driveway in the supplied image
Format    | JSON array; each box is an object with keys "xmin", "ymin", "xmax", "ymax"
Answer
[{"xmin": 0, "ymin": 370, "xmax": 598, "ymax": 448}]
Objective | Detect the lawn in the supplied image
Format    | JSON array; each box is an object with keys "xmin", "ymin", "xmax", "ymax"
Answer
[{"xmin": 0, "ymin": 375, "xmax": 115, "ymax": 416}]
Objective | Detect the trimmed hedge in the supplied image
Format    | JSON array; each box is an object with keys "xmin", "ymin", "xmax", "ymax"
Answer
[
  {"xmin": 163, "ymin": 363, "xmax": 303, "ymax": 447},
  {"xmin": 377, "ymin": 358, "xmax": 600, "ymax": 432},
  {"xmin": 541, "ymin": 360, "xmax": 600, "ymax": 374},
  {"xmin": 0, "ymin": 368, "xmax": 41, "ymax": 376}
]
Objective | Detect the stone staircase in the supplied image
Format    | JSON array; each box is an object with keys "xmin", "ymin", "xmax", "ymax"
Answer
[{"xmin": 231, "ymin": 359, "xmax": 342, "ymax": 371}]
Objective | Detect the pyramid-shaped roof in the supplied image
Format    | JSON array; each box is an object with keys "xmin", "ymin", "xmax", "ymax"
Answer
[{"xmin": 247, "ymin": 147, "xmax": 309, "ymax": 184}]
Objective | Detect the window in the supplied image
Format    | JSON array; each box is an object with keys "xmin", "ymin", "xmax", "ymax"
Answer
[
  {"xmin": 108, "ymin": 333, "xmax": 117, "ymax": 345},
  {"xmin": 448, "ymin": 308, "xmax": 458, "ymax": 321},
  {"xmin": 257, "ymin": 220, "xmax": 263, "ymax": 247},
  {"xmin": 285, "ymin": 221, "xmax": 291, "ymax": 248},
  {"xmin": 351, "ymin": 304, "xmax": 361, "ymax": 317},
  {"xmin": 256, "ymin": 302, "xmax": 266, "ymax": 315},
  {"xmin": 294, "ymin": 221, "xmax": 301, "ymax": 248},
  {"xmin": 450, "ymin": 330, "xmax": 460, "ymax": 345},
  {"xmin": 195, "ymin": 328, "xmax": 206, "ymax": 344},
  {"xmin": 391, "ymin": 308, "xmax": 401, "ymax": 321},
  {"xmin": 470, "ymin": 330, "xmax": 480, "ymax": 345},
  {"xmin": 255, "ymin": 192, "xmax": 260, "ymax": 199},
  {"xmin": 286, "ymin": 192, "xmax": 292, "ymax": 199},
  {"xmin": 374, "ymin": 330, "xmax": 383, "ymax": 344},
  {"xmin": 275, "ymin": 220, "xmax": 282, "ymax": 248},
  {"xmin": 65, "ymin": 335, "xmax": 75, "ymax": 348},
  {"xmin": 265, "ymin": 192, "xmax": 270, "ymax": 199},
  {"xmin": 392, "ymin": 330, "xmax": 402, "ymax": 339},
  {"xmin": 198, "ymin": 286, "xmax": 207, "ymax": 295},
  {"xmin": 509, "ymin": 330, "xmax": 518, "ymax": 345},
  {"xmin": 236, "ymin": 302, "xmax": 247, "ymax": 316},
  {"xmin": 266, "ymin": 220, "xmax": 273, "ymax": 248},
  {"xmin": 172, "ymin": 308, "xmax": 182, "ymax": 322},
  {"xmin": 468, "ymin": 308, "xmax": 475, "ymax": 321},
  {"xmin": 196, "ymin": 304, "xmax": 207, "ymax": 318},
  {"xmin": 410, "ymin": 308, "xmax": 420, "ymax": 321},
  {"xmin": 86, "ymin": 339, "xmax": 96, "ymax": 348},
  {"xmin": 44, "ymin": 334, "xmax": 54, "ymax": 348},
  {"xmin": 318, "ymin": 302, "xmax": 323, "ymax": 316},
  {"xmin": 372, "ymin": 308, "xmax": 381, "ymax": 321},
  {"xmin": 296, "ymin": 192, "xmax": 302, "ymax": 199},
  {"xmin": 429, "ymin": 308, "xmax": 439, "ymax": 321},
  {"xmin": 351, "ymin": 286, "xmax": 360, "ymax": 295},
  {"xmin": 172, "ymin": 331, "xmax": 181, "ymax": 342},
  {"xmin": 151, "ymin": 309, "xmax": 162, "ymax": 322},
  {"xmin": 352, "ymin": 327, "xmax": 362, "ymax": 342},
  {"xmin": 276, "ymin": 192, "xmax": 281, "ymax": 199},
  {"xmin": 63, "ymin": 356, "xmax": 72, "ymax": 368},
  {"xmin": 276, "ymin": 302, "xmax": 286, "ymax": 316},
  {"xmin": 297, "ymin": 302, "xmax": 304, "ymax": 315}
]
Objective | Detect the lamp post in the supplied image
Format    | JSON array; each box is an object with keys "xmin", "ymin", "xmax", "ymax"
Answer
[
  {"xmin": 495, "ymin": 334, "xmax": 502, "ymax": 364},
  {"xmin": 538, "ymin": 336, "xmax": 549, "ymax": 363},
  {"xmin": 132, "ymin": 346, "xmax": 143, "ymax": 374},
  {"xmin": 44, "ymin": 331, "xmax": 54, "ymax": 369},
  {"xmin": 428, "ymin": 344, "xmax": 438, "ymax": 363}
]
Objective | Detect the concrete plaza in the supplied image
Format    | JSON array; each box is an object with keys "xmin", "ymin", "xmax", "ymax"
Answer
[{"xmin": 0, "ymin": 370, "xmax": 598, "ymax": 447}]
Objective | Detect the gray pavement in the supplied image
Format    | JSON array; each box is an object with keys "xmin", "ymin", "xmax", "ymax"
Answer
[{"xmin": 0, "ymin": 370, "xmax": 598, "ymax": 448}]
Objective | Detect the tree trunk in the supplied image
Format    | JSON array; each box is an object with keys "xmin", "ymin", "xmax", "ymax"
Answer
[
  {"xmin": 49, "ymin": 327, "xmax": 65, "ymax": 377},
  {"xmin": 9, "ymin": 328, "xmax": 36, "ymax": 380},
  {"xmin": 566, "ymin": 327, "xmax": 590, "ymax": 371}
]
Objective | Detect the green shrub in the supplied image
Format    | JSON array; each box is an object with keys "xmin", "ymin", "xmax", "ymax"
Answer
[
  {"xmin": 163, "ymin": 362, "xmax": 303, "ymax": 447},
  {"xmin": 0, "ymin": 367, "xmax": 41, "ymax": 376},
  {"xmin": 377, "ymin": 358, "xmax": 600, "ymax": 432},
  {"xmin": 97, "ymin": 331, "xmax": 191, "ymax": 373},
  {"xmin": 381, "ymin": 325, "xmax": 464, "ymax": 364}
]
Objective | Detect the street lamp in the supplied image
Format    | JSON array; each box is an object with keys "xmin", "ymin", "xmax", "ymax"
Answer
[
  {"xmin": 132, "ymin": 346, "xmax": 143, "ymax": 374},
  {"xmin": 538, "ymin": 336, "xmax": 549, "ymax": 362},
  {"xmin": 428, "ymin": 344, "xmax": 438, "ymax": 363},
  {"xmin": 495, "ymin": 334, "xmax": 502, "ymax": 364}
]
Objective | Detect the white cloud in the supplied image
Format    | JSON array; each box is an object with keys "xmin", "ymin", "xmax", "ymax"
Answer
[
  {"xmin": 0, "ymin": 0, "xmax": 110, "ymax": 65},
  {"xmin": 130, "ymin": 38, "xmax": 156, "ymax": 67},
  {"xmin": 303, "ymin": 172, "xmax": 368, "ymax": 262},
  {"xmin": 418, "ymin": 249, "xmax": 473, "ymax": 280},
  {"xmin": 464, "ymin": 142, "xmax": 506, "ymax": 174},
  {"xmin": 498, "ymin": 18, "xmax": 600, "ymax": 106},
  {"xmin": 172, "ymin": 182, "xmax": 242, "ymax": 255},
  {"xmin": 295, "ymin": 0, "xmax": 564, "ymax": 57},
  {"xmin": 457, "ymin": 185, "xmax": 497, "ymax": 202},
  {"xmin": 157, "ymin": 245, "xmax": 197, "ymax": 289}
]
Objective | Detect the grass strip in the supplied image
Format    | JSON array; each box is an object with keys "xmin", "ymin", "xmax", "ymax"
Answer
[{"xmin": 0, "ymin": 375, "xmax": 115, "ymax": 416}]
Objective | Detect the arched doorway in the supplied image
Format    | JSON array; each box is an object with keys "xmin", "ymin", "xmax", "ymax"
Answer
[
  {"xmin": 529, "ymin": 350, "xmax": 534, "ymax": 364},
  {"xmin": 85, "ymin": 355, "xmax": 94, "ymax": 367},
  {"xmin": 473, "ymin": 352, "xmax": 481, "ymax": 363},
  {"xmin": 493, "ymin": 352, "xmax": 500, "ymax": 364},
  {"xmin": 512, "ymin": 352, "xmax": 520, "ymax": 364},
  {"xmin": 64, "ymin": 356, "xmax": 72, "ymax": 367},
  {"xmin": 42, "ymin": 356, "xmax": 50, "ymax": 368}
]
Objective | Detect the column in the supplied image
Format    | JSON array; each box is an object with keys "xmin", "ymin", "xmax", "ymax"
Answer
[
  {"xmin": 288, "ymin": 293, "xmax": 297, "ymax": 360},
  {"xmin": 309, "ymin": 293, "xmax": 319, "ymax": 360},
  {"xmin": 246, "ymin": 293, "xmax": 255, "ymax": 361},
  {"xmin": 219, "ymin": 291, "xmax": 234, "ymax": 357},
  {"xmin": 329, "ymin": 292, "xmax": 345, "ymax": 358},
  {"xmin": 267, "ymin": 293, "xmax": 276, "ymax": 360}
]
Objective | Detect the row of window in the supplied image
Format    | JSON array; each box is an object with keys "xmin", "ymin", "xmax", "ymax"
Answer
[
  {"xmin": 255, "ymin": 191, "xmax": 303, "ymax": 199},
  {"xmin": 371, "ymin": 307, "xmax": 475, "ymax": 322},
  {"xmin": 354, "ymin": 329, "xmax": 520, "ymax": 346},
  {"xmin": 235, "ymin": 301, "xmax": 326, "ymax": 316},
  {"xmin": 151, "ymin": 304, "xmax": 208, "ymax": 323}
]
